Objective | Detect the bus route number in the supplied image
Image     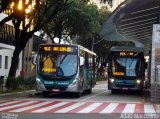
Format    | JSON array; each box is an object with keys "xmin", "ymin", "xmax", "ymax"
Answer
[{"xmin": 120, "ymin": 52, "xmax": 134, "ymax": 56}]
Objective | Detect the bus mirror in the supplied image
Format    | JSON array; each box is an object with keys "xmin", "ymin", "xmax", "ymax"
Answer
[
  {"xmin": 32, "ymin": 55, "xmax": 37, "ymax": 65},
  {"xmin": 80, "ymin": 57, "xmax": 85, "ymax": 66}
]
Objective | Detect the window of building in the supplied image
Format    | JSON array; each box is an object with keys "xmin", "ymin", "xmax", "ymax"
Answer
[
  {"xmin": 0, "ymin": 55, "xmax": 2, "ymax": 69},
  {"xmin": 5, "ymin": 56, "xmax": 8, "ymax": 69}
]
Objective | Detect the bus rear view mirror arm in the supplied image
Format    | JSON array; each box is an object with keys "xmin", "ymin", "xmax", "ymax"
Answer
[{"xmin": 32, "ymin": 54, "xmax": 37, "ymax": 65}]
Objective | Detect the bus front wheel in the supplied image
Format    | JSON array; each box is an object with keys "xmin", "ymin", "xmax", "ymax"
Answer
[
  {"xmin": 43, "ymin": 91, "xmax": 49, "ymax": 97},
  {"xmin": 86, "ymin": 88, "xmax": 92, "ymax": 94},
  {"xmin": 75, "ymin": 92, "xmax": 81, "ymax": 98},
  {"xmin": 111, "ymin": 89, "xmax": 117, "ymax": 94}
]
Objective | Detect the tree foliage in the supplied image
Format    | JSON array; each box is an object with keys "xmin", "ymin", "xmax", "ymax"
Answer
[
  {"xmin": 43, "ymin": 0, "xmax": 100, "ymax": 43},
  {"xmin": 77, "ymin": 4, "xmax": 134, "ymax": 76},
  {"xmin": 0, "ymin": 0, "xmax": 113, "ymax": 78},
  {"xmin": 0, "ymin": 0, "xmax": 72, "ymax": 78}
]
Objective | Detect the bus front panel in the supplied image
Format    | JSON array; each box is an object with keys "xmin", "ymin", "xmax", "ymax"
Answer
[
  {"xmin": 108, "ymin": 56, "xmax": 144, "ymax": 91},
  {"xmin": 36, "ymin": 45, "xmax": 81, "ymax": 93}
]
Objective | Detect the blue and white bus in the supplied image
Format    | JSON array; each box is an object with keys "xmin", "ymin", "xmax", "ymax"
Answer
[
  {"xmin": 35, "ymin": 44, "xmax": 97, "ymax": 97},
  {"xmin": 107, "ymin": 46, "xmax": 146, "ymax": 94}
]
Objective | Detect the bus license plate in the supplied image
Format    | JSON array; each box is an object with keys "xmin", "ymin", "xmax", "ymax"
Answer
[
  {"xmin": 122, "ymin": 88, "xmax": 128, "ymax": 90},
  {"xmin": 52, "ymin": 89, "xmax": 60, "ymax": 92}
]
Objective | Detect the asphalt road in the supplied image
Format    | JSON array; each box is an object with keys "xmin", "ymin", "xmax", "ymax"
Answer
[
  {"xmin": 0, "ymin": 81, "xmax": 152, "ymax": 119},
  {"xmin": 0, "ymin": 113, "xmax": 127, "ymax": 119},
  {"xmin": 0, "ymin": 82, "xmax": 147, "ymax": 103}
]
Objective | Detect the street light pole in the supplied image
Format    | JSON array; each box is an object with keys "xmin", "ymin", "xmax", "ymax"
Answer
[{"xmin": 92, "ymin": 37, "xmax": 104, "ymax": 51}]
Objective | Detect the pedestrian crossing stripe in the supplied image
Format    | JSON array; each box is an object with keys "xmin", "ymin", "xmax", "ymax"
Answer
[{"xmin": 0, "ymin": 100, "xmax": 157, "ymax": 114}]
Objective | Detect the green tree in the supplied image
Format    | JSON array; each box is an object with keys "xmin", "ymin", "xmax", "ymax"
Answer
[
  {"xmin": 78, "ymin": 4, "xmax": 134, "ymax": 76},
  {"xmin": 0, "ymin": 0, "xmax": 72, "ymax": 78},
  {"xmin": 43, "ymin": 0, "xmax": 100, "ymax": 43},
  {"xmin": 99, "ymin": 6, "xmax": 111, "ymax": 25}
]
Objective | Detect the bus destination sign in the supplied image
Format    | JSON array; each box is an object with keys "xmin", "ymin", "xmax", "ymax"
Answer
[
  {"xmin": 40, "ymin": 46, "xmax": 77, "ymax": 52},
  {"xmin": 120, "ymin": 51, "xmax": 134, "ymax": 56}
]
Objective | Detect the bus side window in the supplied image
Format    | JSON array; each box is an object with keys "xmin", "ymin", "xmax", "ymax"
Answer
[{"xmin": 85, "ymin": 53, "xmax": 89, "ymax": 69}]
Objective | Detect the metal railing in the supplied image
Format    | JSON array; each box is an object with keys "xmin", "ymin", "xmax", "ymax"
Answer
[
  {"xmin": 155, "ymin": 65, "xmax": 159, "ymax": 82},
  {"xmin": 153, "ymin": 65, "xmax": 160, "ymax": 103}
]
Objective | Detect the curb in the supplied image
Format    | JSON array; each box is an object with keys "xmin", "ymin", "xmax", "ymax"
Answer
[{"xmin": 0, "ymin": 90, "xmax": 36, "ymax": 96}]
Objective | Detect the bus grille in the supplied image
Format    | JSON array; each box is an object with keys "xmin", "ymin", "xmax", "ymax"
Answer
[
  {"xmin": 115, "ymin": 84, "xmax": 135, "ymax": 88},
  {"xmin": 45, "ymin": 86, "xmax": 67, "ymax": 91}
]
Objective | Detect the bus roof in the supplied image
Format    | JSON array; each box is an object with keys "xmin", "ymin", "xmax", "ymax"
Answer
[
  {"xmin": 39, "ymin": 43, "xmax": 96, "ymax": 56},
  {"xmin": 110, "ymin": 46, "xmax": 144, "ymax": 53}
]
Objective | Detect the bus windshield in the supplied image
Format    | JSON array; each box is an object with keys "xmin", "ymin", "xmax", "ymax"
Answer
[
  {"xmin": 38, "ymin": 53, "xmax": 78, "ymax": 77},
  {"xmin": 112, "ymin": 58, "xmax": 141, "ymax": 77}
]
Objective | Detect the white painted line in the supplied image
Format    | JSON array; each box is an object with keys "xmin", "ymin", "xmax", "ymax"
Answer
[
  {"xmin": 144, "ymin": 104, "xmax": 156, "ymax": 113},
  {"xmin": 122, "ymin": 104, "xmax": 135, "ymax": 113},
  {"xmin": 10, "ymin": 101, "xmax": 53, "ymax": 112},
  {"xmin": 78, "ymin": 103, "xmax": 102, "ymax": 113},
  {"xmin": 55, "ymin": 102, "xmax": 86, "ymax": 113},
  {"xmin": 0, "ymin": 101, "xmax": 38, "ymax": 111},
  {"xmin": 0, "ymin": 101, "xmax": 20, "ymax": 106},
  {"xmin": 81, "ymin": 91, "xmax": 106, "ymax": 101},
  {"xmin": 100, "ymin": 103, "xmax": 119, "ymax": 113},
  {"xmin": 33, "ymin": 102, "xmax": 69, "ymax": 113}
]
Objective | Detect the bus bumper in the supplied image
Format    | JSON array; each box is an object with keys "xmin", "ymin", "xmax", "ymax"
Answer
[
  {"xmin": 108, "ymin": 79, "xmax": 144, "ymax": 91},
  {"xmin": 36, "ymin": 78, "xmax": 47, "ymax": 91},
  {"xmin": 36, "ymin": 78, "xmax": 80, "ymax": 93}
]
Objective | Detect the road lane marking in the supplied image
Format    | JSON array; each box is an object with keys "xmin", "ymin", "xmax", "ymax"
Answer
[
  {"xmin": 122, "ymin": 104, "xmax": 135, "ymax": 113},
  {"xmin": 112, "ymin": 103, "xmax": 126, "ymax": 113},
  {"xmin": 32, "ymin": 102, "xmax": 69, "ymax": 113},
  {"xmin": 55, "ymin": 102, "xmax": 85, "ymax": 113},
  {"xmin": 10, "ymin": 101, "xmax": 52, "ymax": 112},
  {"xmin": 22, "ymin": 101, "xmax": 60, "ymax": 113},
  {"xmin": 78, "ymin": 103, "xmax": 102, "ymax": 113},
  {"xmin": 0, "ymin": 101, "xmax": 38, "ymax": 111},
  {"xmin": 144, "ymin": 104, "xmax": 156, "ymax": 113},
  {"xmin": 91, "ymin": 103, "xmax": 109, "ymax": 113},
  {"xmin": 0, "ymin": 99, "xmax": 157, "ymax": 114},
  {"xmin": 100, "ymin": 103, "xmax": 119, "ymax": 113},
  {"xmin": 67, "ymin": 102, "xmax": 92, "ymax": 113},
  {"xmin": 0, "ymin": 101, "xmax": 21, "ymax": 106}
]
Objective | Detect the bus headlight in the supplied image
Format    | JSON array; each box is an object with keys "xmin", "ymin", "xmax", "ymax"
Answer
[
  {"xmin": 36, "ymin": 78, "xmax": 42, "ymax": 84},
  {"xmin": 110, "ymin": 78, "xmax": 114, "ymax": 83},
  {"xmin": 136, "ymin": 79, "xmax": 141, "ymax": 84},
  {"xmin": 72, "ymin": 79, "xmax": 78, "ymax": 86}
]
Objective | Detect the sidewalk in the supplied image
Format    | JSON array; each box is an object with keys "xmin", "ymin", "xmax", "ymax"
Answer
[
  {"xmin": 96, "ymin": 80, "xmax": 107, "ymax": 85},
  {"xmin": 0, "ymin": 90, "xmax": 36, "ymax": 97}
]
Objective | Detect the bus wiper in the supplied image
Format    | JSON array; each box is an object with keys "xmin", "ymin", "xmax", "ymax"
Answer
[
  {"xmin": 60, "ymin": 55, "xmax": 67, "ymax": 64},
  {"xmin": 128, "ymin": 59, "xmax": 135, "ymax": 69}
]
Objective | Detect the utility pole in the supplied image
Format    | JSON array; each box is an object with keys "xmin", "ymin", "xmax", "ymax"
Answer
[{"xmin": 92, "ymin": 37, "xmax": 104, "ymax": 52}]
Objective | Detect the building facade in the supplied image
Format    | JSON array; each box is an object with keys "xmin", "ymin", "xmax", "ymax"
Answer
[
  {"xmin": 90, "ymin": 0, "xmax": 125, "ymax": 11},
  {"xmin": 0, "ymin": 13, "xmax": 22, "ymax": 83}
]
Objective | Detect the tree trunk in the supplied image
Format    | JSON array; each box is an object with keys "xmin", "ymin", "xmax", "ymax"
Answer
[
  {"xmin": 8, "ymin": 30, "xmax": 29, "ymax": 78},
  {"xmin": 8, "ymin": 47, "xmax": 21, "ymax": 77}
]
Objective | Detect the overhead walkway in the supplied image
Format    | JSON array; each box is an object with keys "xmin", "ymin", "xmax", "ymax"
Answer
[
  {"xmin": 100, "ymin": 0, "xmax": 160, "ymax": 103},
  {"xmin": 100, "ymin": 0, "xmax": 160, "ymax": 55}
]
